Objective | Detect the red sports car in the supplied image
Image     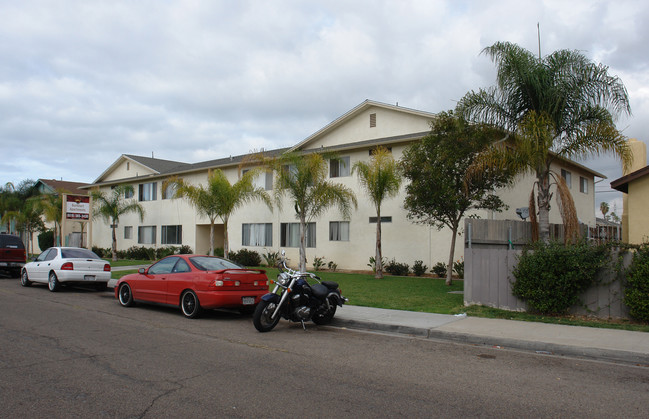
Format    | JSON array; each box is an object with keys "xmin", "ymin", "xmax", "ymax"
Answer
[{"xmin": 115, "ymin": 255, "xmax": 269, "ymax": 318}]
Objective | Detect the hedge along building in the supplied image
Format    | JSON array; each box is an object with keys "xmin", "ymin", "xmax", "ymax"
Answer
[{"xmin": 83, "ymin": 100, "xmax": 603, "ymax": 270}]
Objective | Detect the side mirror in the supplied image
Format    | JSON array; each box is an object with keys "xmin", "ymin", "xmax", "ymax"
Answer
[{"xmin": 138, "ymin": 268, "xmax": 147, "ymax": 274}]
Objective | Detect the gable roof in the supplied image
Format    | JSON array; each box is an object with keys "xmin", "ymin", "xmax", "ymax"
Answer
[
  {"xmin": 288, "ymin": 99, "xmax": 437, "ymax": 152},
  {"xmin": 91, "ymin": 154, "xmax": 192, "ymax": 184},
  {"xmin": 611, "ymin": 165, "xmax": 649, "ymax": 193},
  {"xmin": 36, "ymin": 179, "xmax": 90, "ymax": 195}
]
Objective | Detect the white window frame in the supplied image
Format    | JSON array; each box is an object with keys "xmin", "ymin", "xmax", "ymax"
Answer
[
  {"xmin": 139, "ymin": 182, "xmax": 157, "ymax": 201},
  {"xmin": 329, "ymin": 221, "xmax": 350, "ymax": 241},
  {"xmin": 138, "ymin": 226, "xmax": 156, "ymax": 244},
  {"xmin": 330, "ymin": 156, "xmax": 350, "ymax": 178},
  {"xmin": 580, "ymin": 176, "xmax": 588, "ymax": 194},
  {"xmin": 281, "ymin": 222, "xmax": 316, "ymax": 248},
  {"xmin": 242, "ymin": 223, "xmax": 272, "ymax": 246},
  {"xmin": 161, "ymin": 225, "xmax": 182, "ymax": 245}
]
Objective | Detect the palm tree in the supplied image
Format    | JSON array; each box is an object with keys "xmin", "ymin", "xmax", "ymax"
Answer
[
  {"xmin": 165, "ymin": 169, "xmax": 272, "ymax": 258},
  {"xmin": 269, "ymin": 152, "xmax": 357, "ymax": 272},
  {"xmin": 91, "ymin": 185, "xmax": 145, "ymax": 261},
  {"xmin": 352, "ymin": 146, "xmax": 402, "ymax": 278},
  {"xmin": 600, "ymin": 201, "xmax": 610, "ymax": 221},
  {"xmin": 458, "ymin": 41, "xmax": 632, "ymax": 241},
  {"xmin": 2, "ymin": 199, "xmax": 45, "ymax": 256},
  {"xmin": 39, "ymin": 193, "xmax": 63, "ymax": 247}
]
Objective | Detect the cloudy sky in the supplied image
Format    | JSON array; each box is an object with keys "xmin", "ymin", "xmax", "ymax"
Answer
[{"xmin": 2, "ymin": 0, "xmax": 647, "ymax": 216}]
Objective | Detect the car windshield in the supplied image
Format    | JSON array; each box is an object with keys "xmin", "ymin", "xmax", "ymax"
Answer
[
  {"xmin": 61, "ymin": 248, "xmax": 101, "ymax": 259},
  {"xmin": 189, "ymin": 256, "xmax": 243, "ymax": 271}
]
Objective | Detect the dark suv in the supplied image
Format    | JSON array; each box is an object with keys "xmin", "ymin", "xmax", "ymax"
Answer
[{"xmin": 0, "ymin": 234, "xmax": 26, "ymax": 278}]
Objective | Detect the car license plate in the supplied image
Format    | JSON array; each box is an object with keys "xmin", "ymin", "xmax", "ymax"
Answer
[
  {"xmin": 84, "ymin": 275, "xmax": 96, "ymax": 281},
  {"xmin": 242, "ymin": 297, "xmax": 255, "ymax": 305}
]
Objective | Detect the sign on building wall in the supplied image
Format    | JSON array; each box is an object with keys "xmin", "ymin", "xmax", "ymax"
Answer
[{"xmin": 66, "ymin": 195, "xmax": 90, "ymax": 220}]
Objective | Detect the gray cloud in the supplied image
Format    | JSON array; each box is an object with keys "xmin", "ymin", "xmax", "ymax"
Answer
[{"xmin": 1, "ymin": 0, "xmax": 647, "ymax": 217}]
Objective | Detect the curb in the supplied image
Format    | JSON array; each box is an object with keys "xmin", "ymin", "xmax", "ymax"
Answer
[{"xmin": 331, "ymin": 317, "xmax": 649, "ymax": 366}]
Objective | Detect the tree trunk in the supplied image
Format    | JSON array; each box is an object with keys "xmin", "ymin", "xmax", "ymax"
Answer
[
  {"xmin": 537, "ymin": 173, "xmax": 552, "ymax": 242},
  {"xmin": 446, "ymin": 224, "xmax": 458, "ymax": 286},
  {"xmin": 299, "ymin": 213, "xmax": 307, "ymax": 272},
  {"xmin": 375, "ymin": 206, "xmax": 383, "ymax": 279},
  {"xmin": 209, "ymin": 219, "xmax": 215, "ymax": 256},
  {"xmin": 223, "ymin": 217, "xmax": 229, "ymax": 259},
  {"xmin": 111, "ymin": 222, "xmax": 117, "ymax": 262}
]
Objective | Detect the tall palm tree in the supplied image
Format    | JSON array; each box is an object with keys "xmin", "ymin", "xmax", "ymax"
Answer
[
  {"xmin": 39, "ymin": 193, "xmax": 63, "ymax": 247},
  {"xmin": 458, "ymin": 41, "xmax": 632, "ymax": 241},
  {"xmin": 165, "ymin": 169, "xmax": 272, "ymax": 258},
  {"xmin": 600, "ymin": 201, "xmax": 610, "ymax": 221},
  {"xmin": 352, "ymin": 146, "xmax": 402, "ymax": 278},
  {"xmin": 269, "ymin": 152, "xmax": 357, "ymax": 272},
  {"xmin": 91, "ymin": 185, "xmax": 145, "ymax": 261}
]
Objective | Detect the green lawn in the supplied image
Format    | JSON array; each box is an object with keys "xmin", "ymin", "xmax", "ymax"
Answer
[{"xmin": 109, "ymin": 260, "xmax": 649, "ymax": 332}]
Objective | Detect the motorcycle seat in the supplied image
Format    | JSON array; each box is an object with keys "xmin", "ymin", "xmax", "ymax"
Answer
[
  {"xmin": 322, "ymin": 281, "xmax": 339, "ymax": 290},
  {"xmin": 311, "ymin": 283, "xmax": 329, "ymax": 299}
]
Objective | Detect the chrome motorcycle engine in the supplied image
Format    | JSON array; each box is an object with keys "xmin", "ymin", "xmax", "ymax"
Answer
[{"xmin": 294, "ymin": 306, "xmax": 311, "ymax": 320}]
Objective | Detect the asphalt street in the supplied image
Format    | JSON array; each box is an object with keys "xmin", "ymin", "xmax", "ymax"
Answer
[{"xmin": 1, "ymin": 278, "xmax": 649, "ymax": 418}]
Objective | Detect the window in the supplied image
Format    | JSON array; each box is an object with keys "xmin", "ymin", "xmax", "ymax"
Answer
[
  {"xmin": 329, "ymin": 221, "xmax": 350, "ymax": 241},
  {"xmin": 162, "ymin": 183, "xmax": 176, "ymax": 199},
  {"xmin": 124, "ymin": 226, "xmax": 133, "ymax": 240},
  {"xmin": 561, "ymin": 169, "xmax": 572, "ymax": 189},
  {"xmin": 281, "ymin": 222, "xmax": 316, "ymax": 247},
  {"xmin": 138, "ymin": 226, "xmax": 156, "ymax": 244},
  {"xmin": 369, "ymin": 216, "xmax": 392, "ymax": 223},
  {"xmin": 244, "ymin": 169, "xmax": 273, "ymax": 190},
  {"xmin": 162, "ymin": 225, "xmax": 182, "ymax": 245},
  {"xmin": 148, "ymin": 257, "xmax": 179, "ymax": 275},
  {"xmin": 330, "ymin": 156, "xmax": 350, "ymax": 178},
  {"xmin": 139, "ymin": 182, "xmax": 157, "ymax": 201},
  {"xmin": 580, "ymin": 177, "xmax": 588, "ymax": 194},
  {"xmin": 242, "ymin": 223, "xmax": 272, "ymax": 246},
  {"xmin": 370, "ymin": 113, "xmax": 376, "ymax": 128},
  {"xmin": 124, "ymin": 187, "xmax": 134, "ymax": 199},
  {"xmin": 281, "ymin": 164, "xmax": 298, "ymax": 181}
]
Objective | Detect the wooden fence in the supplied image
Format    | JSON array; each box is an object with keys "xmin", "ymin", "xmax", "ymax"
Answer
[{"xmin": 463, "ymin": 219, "xmax": 631, "ymax": 319}]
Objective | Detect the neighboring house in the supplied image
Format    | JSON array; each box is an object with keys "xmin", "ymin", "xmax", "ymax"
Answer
[
  {"xmin": 611, "ymin": 138, "xmax": 649, "ymax": 244},
  {"xmin": 33, "ymin": 179, "xmax": 91, "ymax": 252},
  {"xmin": 85, "ymin": 100, "xmax": 603, "ymax": 270}
]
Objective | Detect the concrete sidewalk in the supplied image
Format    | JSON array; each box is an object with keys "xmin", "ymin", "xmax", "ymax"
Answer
[{"xmin": 332, "ymin": 305, "xmax": 649, "ymax": 365}]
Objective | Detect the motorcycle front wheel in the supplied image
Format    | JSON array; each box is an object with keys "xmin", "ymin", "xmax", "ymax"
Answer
[{"xmin": 253, "ymin": 300, "xmax": 281, "ymax": 332}]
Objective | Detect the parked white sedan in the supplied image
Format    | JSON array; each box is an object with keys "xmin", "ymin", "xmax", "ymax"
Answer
[{"xmin": 21, "ymin": 247, "xmax": 111, "ymax": 292}]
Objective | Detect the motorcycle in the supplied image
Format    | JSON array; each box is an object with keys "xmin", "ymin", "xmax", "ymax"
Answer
[{"xmin": 253, "ymin": 251, "xmax": 347, "ymax": 332}]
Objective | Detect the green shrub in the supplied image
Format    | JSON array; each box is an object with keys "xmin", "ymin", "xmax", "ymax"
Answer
[
  {"xmin": 624, "ymin": 245, "xmax": 649, "ymax": 322},
  {"xmin": 262, "ymin": 250, "xmax": 280, "ymax": 267},
  {"xmin": 156, "ymin": 246, "xmax": 177, "ymax": 259},
  {"xmin": 453, "ymin": 258, "xmax": 464, "ymax": 279},
  {"xmin": 312, "ymin": 256, "xmax": 325, "ymax": 271},
  {"xmin": 178, "ymin": 245, "xmax": 193, "ymax": 254},
  {"xmin": 38, "ymin": 230, "xmax": 54, "ymax": 251},
  {"xmin": 229, "ymin": 249, "xmax": 261, "ymax": 267},
  {"xmin": 125, "ymin": 246, "xmax": 151, "ymax": 260},
  {"xmin": 431, "ymin": 262, "xmax": 447, "ymax": 278},
  {"xmin": 214, "ymin": 247, "xmax": 224, "ymax": 257},
  {"xmin": 327, "ymin": 260, "xmax": 338, "ymax": 272},
  {"xmin": 385, "ymin": 258, "xmax": 409, "ymax": 276},
  {"xmin": 512, "ymin": 241, "xmax": 609, "ymax": 315},
  {"xmin": 412, "ymin": 260, "xmax": 428, "ymax": 276},
  {"xmin": 367, "ymin": 256, "xmax": 387, "ymax": 272}
]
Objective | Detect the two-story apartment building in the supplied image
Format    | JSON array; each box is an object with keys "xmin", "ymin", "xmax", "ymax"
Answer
[{"xmin": 85, "ymin": 100, "xmax": 602, "ymax": 270}]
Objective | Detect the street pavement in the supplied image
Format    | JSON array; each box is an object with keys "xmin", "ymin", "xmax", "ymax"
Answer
[
  {"xmin": 332, "ymin": 305, "xmax": 649, "ymax": 365},
  {"xmin": 110, "ymin": 265, "xmax": 649, "ymax": 365}
]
